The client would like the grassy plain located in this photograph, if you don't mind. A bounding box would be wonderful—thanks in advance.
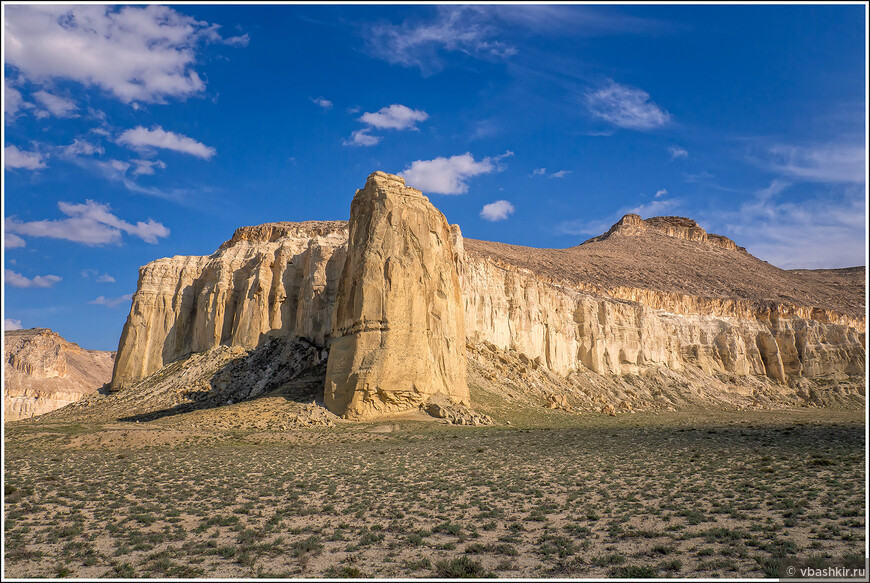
[4,407,865,578]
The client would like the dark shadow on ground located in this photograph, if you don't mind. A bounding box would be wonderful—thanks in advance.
[117,337,327,423]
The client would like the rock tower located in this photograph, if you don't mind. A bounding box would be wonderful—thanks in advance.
[324,171,469,418]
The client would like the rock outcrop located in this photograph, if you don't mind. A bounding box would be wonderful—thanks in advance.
[101,173,865,420]
[4,329,114,421]
[112,221,347,389]
[583,214,742,251]
[324,172,468,418]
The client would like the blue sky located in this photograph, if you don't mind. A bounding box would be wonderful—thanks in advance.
[3,3,867,350]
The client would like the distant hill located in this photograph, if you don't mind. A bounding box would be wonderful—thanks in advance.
[465,213,864,319]
[4,328,115,421]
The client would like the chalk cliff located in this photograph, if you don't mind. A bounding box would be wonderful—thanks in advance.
[111,221,347,389]
[324,172,468,418]
[107,172,865,417]
[4,328,115,421]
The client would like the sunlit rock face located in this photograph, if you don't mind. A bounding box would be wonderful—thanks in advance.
[110,172,865,414]
[4,328,114,421]
[111,221,347,389]
[324,172,469,418]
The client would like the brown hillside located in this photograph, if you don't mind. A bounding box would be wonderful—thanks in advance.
[465,214,865,319]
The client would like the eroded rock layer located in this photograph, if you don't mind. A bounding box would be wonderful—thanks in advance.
[106,174,865,417]
[324,172,468,418]
[111,221,347,389]
[4,329,115,421]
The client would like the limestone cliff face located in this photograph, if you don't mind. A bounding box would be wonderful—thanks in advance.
[324,172,468,418]
[460,253,864,385]
[109,175,865,414]
[111,222,347,389]
[4,329,114,421]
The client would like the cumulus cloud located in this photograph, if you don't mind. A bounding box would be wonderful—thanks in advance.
[5,83,24,117]
[5,233,27,248]
[4,319,24,331]
[4,5,244,104]
[89,293,133,308]
[399,151,512,195]
[117,126,215,159]
[365,6,516,75]
[81,269,115,283]
[61,139,104,157]
[345,104,429,147]
[5,200,170,246]
[33,90,77,117]
[5,270,62,288]
[586,81,670,130]
[669,145,688,159]
[312,97,333,110]
[627,197,680,217]
[480,200,515,221]
[343,129,381,147]
[532,167,547,176]
[655,188,668,198]
[5,145,46,169]
[359,104,429,130]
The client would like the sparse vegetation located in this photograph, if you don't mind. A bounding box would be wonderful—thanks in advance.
[4,409,864,578]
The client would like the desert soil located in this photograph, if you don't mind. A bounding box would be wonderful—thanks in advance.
[4,404,864,579]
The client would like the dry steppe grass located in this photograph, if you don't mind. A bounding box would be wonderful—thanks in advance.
[4,407,865,579]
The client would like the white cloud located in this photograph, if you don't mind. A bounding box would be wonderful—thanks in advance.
[33,90,77,117]
[764,143,864,183]
[359,104,429,130]
[399,151,512,195]
[480,200,515,221]
[5,270,62,289]
[724,182,865,269]
[5,233,27,248]
[5,145,46,170]
[554,218,612,237]
[365,6,516,75]
[655,188,668,198]
[61,139,104,157]
[89,293,133,308]
[81,269,115,283]
[532,167,547,176]
[669,145,688,159]
[627,198,679,217]
[343,128,381,147]
[586,81,670,130]
[312,97,333,110]
[556,195,681,237]
[131,158,167,175]
[550,170,572,178]
[4,5,243,104]
[4,319,23,331]
[117,126,215,159]
[5,200,170,246]
[5,83,23,117]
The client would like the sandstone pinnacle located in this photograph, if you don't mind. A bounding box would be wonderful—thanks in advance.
[324,171,469,418]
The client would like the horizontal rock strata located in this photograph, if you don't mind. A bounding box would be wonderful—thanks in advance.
[107,176,865,416]
[112,221,348,389]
